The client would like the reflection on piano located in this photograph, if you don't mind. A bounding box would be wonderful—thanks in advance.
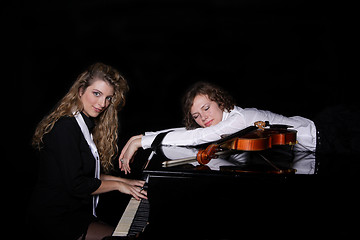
[107,145,360,239]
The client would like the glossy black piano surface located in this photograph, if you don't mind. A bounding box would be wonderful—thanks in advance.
[103,145,360,239]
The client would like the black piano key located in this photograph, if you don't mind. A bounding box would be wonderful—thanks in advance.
[128,199,150,236]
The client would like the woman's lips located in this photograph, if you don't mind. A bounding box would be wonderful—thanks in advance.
[204,119,213,127]
[93,106,103,113]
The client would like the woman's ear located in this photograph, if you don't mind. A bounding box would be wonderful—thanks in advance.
[218,103,225,111]
[79,87,84,97]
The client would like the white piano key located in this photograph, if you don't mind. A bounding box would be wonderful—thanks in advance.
[112,198,141,236]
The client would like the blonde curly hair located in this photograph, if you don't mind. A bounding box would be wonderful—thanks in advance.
[32,62,128,173]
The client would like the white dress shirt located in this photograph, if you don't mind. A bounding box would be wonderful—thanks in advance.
[141,106,317,152]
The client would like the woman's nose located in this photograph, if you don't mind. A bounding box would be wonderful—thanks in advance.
[98,97,106,107]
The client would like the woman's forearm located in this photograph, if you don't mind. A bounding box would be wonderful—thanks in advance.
[100,174,123,181]
[91,179,121,195]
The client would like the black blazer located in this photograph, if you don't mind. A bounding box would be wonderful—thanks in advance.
[27,113,101,239]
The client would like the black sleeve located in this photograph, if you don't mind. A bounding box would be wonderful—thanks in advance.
[45,118,101,199]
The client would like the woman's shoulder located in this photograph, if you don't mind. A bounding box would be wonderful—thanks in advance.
[41,116,81,147]
[54,115,77,127]
[50,116,80,137]
[227,106,245,117]
[231,106,244,113]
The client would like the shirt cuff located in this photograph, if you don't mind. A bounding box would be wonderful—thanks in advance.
[141,134,157,149]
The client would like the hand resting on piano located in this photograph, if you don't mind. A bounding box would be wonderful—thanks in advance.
[119,134,143,174]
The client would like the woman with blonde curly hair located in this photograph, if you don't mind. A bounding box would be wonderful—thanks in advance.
[28,63,147,240]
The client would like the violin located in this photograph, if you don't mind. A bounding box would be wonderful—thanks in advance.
[196,121,297,165]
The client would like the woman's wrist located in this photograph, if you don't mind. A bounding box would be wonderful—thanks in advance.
[132,137,142,149]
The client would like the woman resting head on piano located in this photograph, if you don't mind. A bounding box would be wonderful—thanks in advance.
[120,81,315,173]
[119,81,360,174]
[28,63,147,240]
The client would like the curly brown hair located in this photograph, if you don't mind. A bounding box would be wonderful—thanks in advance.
[32,62,129,173]
[182,82,235,129]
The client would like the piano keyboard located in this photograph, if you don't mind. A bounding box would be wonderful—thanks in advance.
[112,198,150,237]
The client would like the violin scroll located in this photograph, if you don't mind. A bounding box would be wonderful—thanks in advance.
[196,144,218,165]
[254,121,268,130]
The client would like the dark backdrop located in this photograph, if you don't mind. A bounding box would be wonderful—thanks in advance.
[4,0,357,219]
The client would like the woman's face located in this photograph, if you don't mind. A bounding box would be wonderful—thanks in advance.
[79,79,114,118]
[190,94,223,128]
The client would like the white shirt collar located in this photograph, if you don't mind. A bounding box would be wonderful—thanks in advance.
[222,109,230,121]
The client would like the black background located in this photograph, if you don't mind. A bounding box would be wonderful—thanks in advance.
[4,0,357,222]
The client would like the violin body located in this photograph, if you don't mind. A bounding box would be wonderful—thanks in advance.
[222,128,297,151]
[196,122,297,165]
[222,131,272,151]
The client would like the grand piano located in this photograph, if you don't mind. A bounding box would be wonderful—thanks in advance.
[105,141,360,239]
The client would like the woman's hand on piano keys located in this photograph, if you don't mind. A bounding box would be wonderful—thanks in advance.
[119,135,143,174]
[118,179,147,201]
[94,175,147,200]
